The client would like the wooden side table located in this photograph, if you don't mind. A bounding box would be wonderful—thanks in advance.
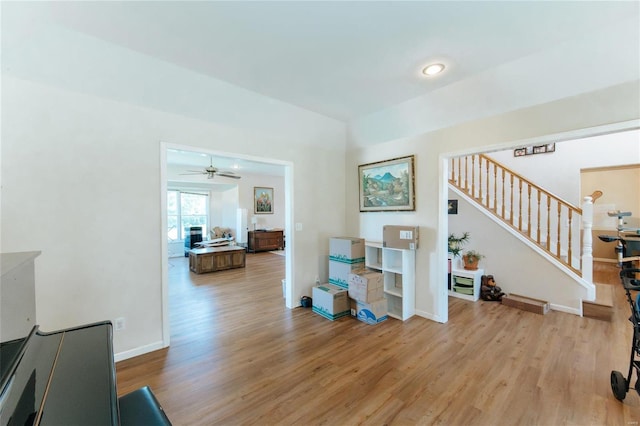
[247,230,284,252]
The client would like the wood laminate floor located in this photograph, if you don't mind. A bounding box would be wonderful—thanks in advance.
[116,256,639,425]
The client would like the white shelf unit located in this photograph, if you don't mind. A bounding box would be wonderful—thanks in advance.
[364,241,383,271]
[449,268,484,302]
[365,241,415,321]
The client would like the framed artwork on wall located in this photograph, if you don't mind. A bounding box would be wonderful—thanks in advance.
[448,199,458,214]
[254,187,274,214]
[358,155,415,212]
[514,143,556,157]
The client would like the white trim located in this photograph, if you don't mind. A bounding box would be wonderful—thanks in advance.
[437,155,450,323]
[283,163,294,309]
[415,309,446,323]
[594,258,619,263]
[549,303,582,317]
[114,340,164,363]
[160,144,170,347]
[160,142,296,350]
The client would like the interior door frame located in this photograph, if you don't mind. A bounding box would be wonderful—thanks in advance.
[159,142,294,347]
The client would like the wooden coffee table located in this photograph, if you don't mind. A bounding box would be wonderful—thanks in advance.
[189,246,246,274]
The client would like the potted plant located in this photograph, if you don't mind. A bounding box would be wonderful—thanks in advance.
[448,232,470,258]
[463,250,484,270]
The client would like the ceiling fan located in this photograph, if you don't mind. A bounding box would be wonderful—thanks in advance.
[180,156,241,180]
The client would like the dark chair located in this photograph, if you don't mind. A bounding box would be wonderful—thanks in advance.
[119,386,172,426]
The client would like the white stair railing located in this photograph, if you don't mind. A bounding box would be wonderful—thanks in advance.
[450,154,593,280]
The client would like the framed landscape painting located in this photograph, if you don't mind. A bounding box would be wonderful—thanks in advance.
[358,155,415,212]
[254,187,273,214]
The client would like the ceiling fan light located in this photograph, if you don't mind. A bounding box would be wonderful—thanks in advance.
[422,63,445,76]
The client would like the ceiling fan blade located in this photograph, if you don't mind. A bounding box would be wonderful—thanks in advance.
[180,171,206,175]
[216,172,241,179]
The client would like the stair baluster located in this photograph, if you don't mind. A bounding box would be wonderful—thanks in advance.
[449,154,590,277]
[501,168,506,218]
[536,191,542,244]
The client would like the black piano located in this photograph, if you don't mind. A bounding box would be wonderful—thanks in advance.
[0,321,171,425]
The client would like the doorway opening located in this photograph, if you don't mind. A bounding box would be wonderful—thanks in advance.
[160,142,294,347]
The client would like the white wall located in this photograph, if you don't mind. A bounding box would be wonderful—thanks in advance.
[488,130,640,205]
[582,166,640,229]
[239,174,286,232]
[348,15,639,148]
[1,75,346,357]
[447,193,587,313]
[2,2,639,359]
[346,81,640,323]
[582,165,640,260]
[166,166,286,237]
[2,3,344,151]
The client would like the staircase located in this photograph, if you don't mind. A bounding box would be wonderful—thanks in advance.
[582,283,614,321]
[449,154,611,320]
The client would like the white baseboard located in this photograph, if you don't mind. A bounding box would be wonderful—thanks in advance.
[550,303,582,317]
[594,257,618,263]
[114,340,165,362]
[415,309,446,323]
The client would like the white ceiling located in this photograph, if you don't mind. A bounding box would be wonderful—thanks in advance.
[167,148,284,178]
[4,1,638,173]
[33,1,639,122]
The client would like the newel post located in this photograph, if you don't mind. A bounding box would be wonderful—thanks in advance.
[582,196,593,283]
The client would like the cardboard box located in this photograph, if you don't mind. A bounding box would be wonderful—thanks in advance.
[329,237,365,264]
[329,260,364,289]
[312,284,350,321]
[383,225,419,250]
[354,299,388,325]
[348,271,384,303]
[501,293,550,315]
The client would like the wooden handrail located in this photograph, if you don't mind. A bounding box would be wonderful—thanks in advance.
[479,154,582,214]
[449,153,592,278]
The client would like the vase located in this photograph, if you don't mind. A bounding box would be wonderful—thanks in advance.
[463,255,479,270]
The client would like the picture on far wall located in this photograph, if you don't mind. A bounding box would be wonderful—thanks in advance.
[514,143,556,157]
[254,187,274,214]
[448,199,458,214]
[358,155,415,212]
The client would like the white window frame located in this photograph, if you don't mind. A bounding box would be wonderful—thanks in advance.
[167,189,210,241]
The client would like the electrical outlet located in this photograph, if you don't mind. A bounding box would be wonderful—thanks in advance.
[115,317,126,331]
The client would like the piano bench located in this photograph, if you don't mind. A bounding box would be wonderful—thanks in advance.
[119,386,172,426]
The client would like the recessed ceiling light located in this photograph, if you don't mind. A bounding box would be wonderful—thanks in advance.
[422,63,445,76]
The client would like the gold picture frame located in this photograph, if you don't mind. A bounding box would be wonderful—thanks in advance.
[358,155,415,212]
[254,187,273,214]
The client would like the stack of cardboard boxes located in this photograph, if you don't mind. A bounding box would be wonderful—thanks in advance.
[312,237,387,325]
[348,270,387,325]
[328,237,365,289]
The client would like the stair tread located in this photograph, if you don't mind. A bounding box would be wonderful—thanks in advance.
[583,283,614,321]
[584,283,614,307]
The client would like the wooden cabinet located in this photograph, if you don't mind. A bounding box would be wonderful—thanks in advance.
[248,230,284,252]
[189,246,246,274]
[365,241,415,321]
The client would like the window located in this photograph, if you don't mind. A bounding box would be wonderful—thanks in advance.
[167,190,209,241]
